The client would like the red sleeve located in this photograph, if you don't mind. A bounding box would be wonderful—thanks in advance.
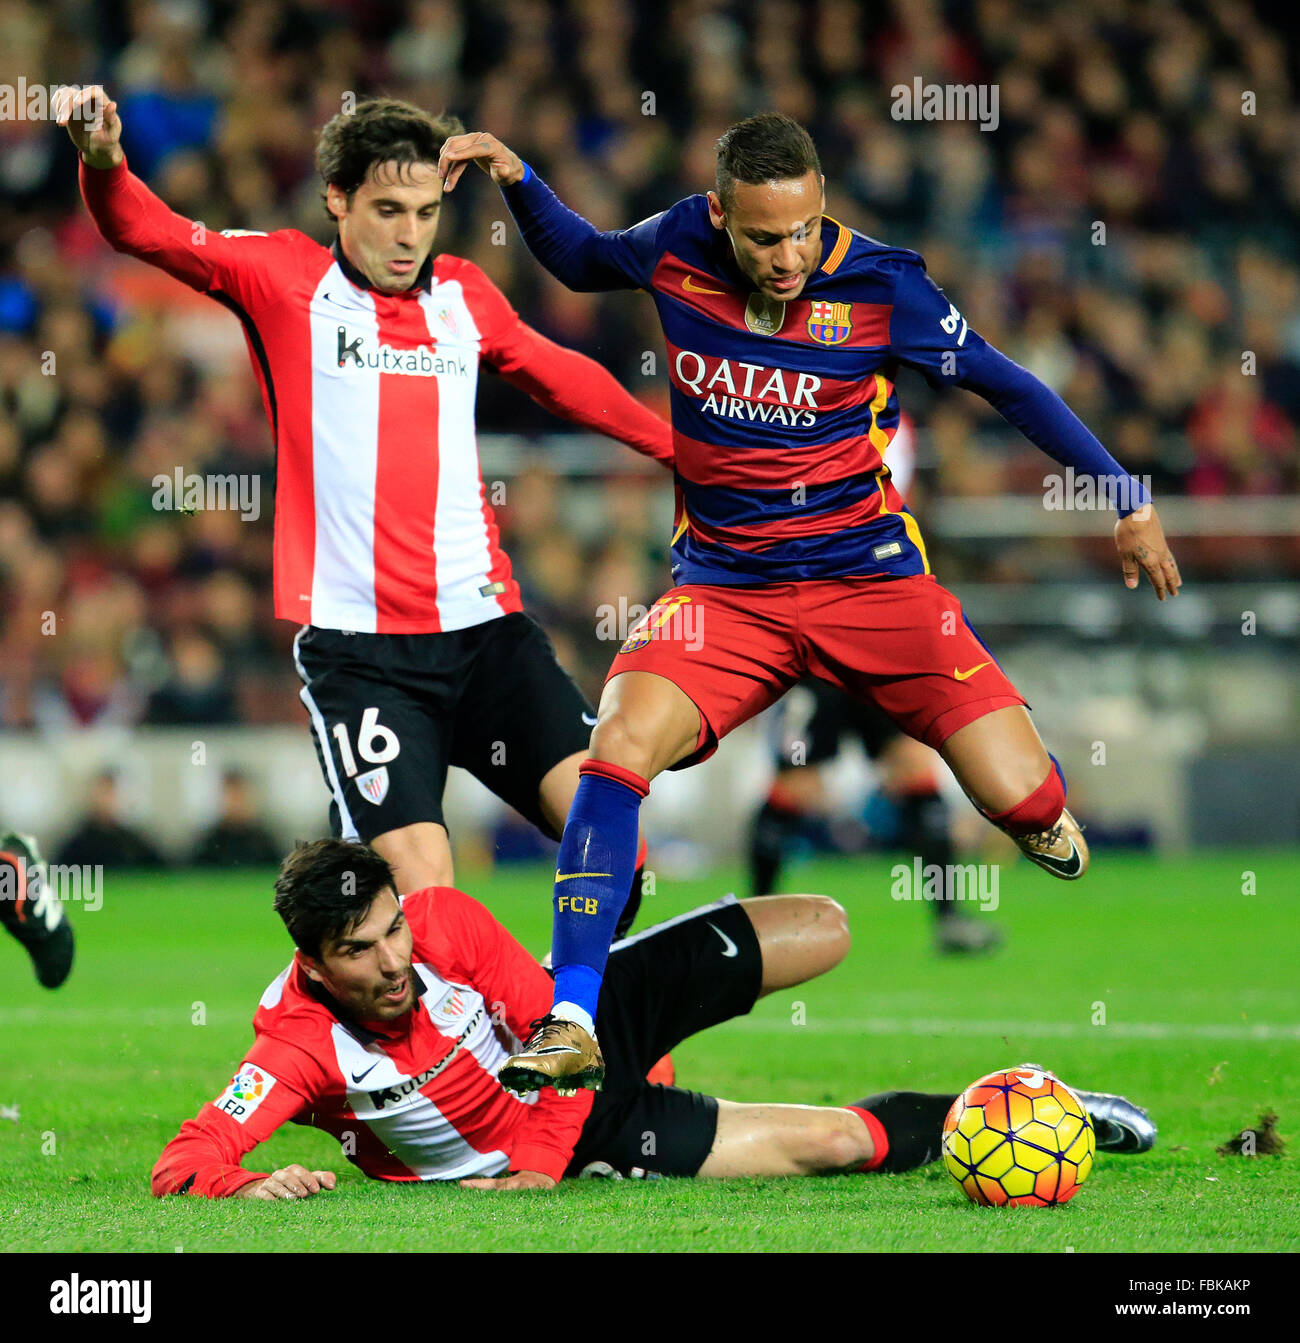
[423,889,594,1182]
[151,1035,326,1198]
[78,153,305,315]
[454,260,673,469]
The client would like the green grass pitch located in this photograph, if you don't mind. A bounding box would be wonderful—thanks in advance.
[1,850,1296,1252]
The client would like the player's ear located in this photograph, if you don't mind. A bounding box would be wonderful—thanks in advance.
[324,182,347,223]
[706,189,726,230]
[295,948,325,982]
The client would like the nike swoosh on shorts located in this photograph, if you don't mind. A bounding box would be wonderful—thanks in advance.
[707,922,738,958]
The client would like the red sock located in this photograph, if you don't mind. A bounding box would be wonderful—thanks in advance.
[984,764,1064,836]
[845,1106,889,1172]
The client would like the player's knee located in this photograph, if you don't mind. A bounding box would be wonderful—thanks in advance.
[588,712,656,778]
[809,895,850,966]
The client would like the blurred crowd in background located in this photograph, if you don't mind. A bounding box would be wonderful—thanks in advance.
[1,0,1298,772]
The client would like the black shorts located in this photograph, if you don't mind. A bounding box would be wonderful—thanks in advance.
[567,896,764,1179]
[771,676,901,770]
[293,614,594,844]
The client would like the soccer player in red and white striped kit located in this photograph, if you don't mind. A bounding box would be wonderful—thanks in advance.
[63,89,668,912]
[150,839,1154,1195]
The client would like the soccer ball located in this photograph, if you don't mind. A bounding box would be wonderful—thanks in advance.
[942,1067,1095,1206]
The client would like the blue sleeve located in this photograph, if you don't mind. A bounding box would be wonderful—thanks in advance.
[499,167,666,292]
[887,256,1151,516]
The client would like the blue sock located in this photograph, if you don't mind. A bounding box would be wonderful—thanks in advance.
[550,763,646,1025]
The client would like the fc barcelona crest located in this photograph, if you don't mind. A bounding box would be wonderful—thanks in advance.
[807,300,852,346]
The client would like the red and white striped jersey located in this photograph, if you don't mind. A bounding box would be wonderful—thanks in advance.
[80,156,672,634]
[151,885,593,1195]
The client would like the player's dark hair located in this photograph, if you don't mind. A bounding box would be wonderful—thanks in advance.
[315,97,464,221]
[273,839,398,960]
[715,112,821,209]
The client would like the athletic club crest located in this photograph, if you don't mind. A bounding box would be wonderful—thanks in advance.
[355,766,390,806]
[807,300,853,345]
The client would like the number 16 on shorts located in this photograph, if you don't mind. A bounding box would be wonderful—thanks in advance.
[332,707,401,806]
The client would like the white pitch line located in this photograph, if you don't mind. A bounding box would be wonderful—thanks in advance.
[0,1010,1295,1042]
[728,1016,1300,1042]
[0,1007,238,1027]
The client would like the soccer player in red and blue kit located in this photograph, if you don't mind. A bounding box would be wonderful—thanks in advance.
[440,113,1183,1092]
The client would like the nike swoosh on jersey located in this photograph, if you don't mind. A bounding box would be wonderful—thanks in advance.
[350,1060,381,1083]
[554,871,613,883]
[954,661,991,681]
[707,921,739,958]
[682,275,725,295]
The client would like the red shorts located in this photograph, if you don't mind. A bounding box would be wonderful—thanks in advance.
[607,576,1027,765]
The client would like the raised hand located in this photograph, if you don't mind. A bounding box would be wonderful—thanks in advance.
[437,131,525,193]
[55,85,124,169]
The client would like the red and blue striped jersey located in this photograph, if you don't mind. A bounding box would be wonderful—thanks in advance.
[502,172,1149,587]
[637,200,946,583]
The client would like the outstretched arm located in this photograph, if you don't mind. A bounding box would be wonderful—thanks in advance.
[152,1047,332,1200]
[438,132,664,292]
[456,259,673,467]
[494,324,673,468]
[888,256,1181,599]
[63,84,298,314]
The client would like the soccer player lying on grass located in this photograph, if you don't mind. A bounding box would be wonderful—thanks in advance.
[152,840,1152,1198]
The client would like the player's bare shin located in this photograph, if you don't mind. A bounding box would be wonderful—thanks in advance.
[940,707,1089,880]
[938,706,1053,817]
[699,1102,873,1178]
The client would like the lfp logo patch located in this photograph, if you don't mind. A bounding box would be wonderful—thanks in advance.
[214,1064,277,1123]
[807,300,853,346]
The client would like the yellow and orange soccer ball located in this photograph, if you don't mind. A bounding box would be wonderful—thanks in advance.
[942,1067,1095,1207]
